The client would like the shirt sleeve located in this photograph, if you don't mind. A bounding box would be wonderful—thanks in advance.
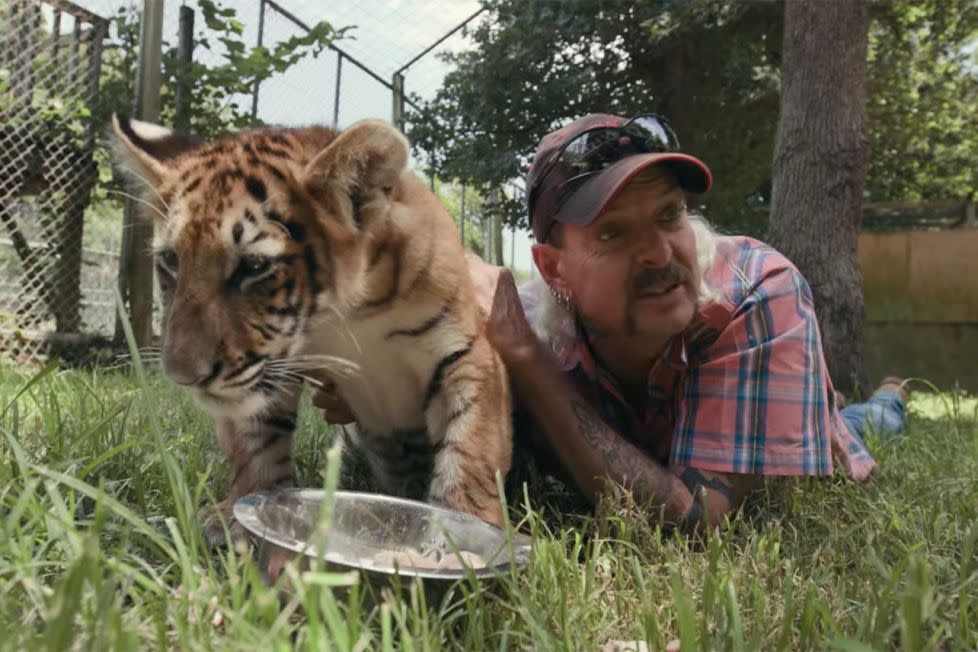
[670,263,873,478]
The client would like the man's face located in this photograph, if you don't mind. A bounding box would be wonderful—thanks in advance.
[549,169,700,343]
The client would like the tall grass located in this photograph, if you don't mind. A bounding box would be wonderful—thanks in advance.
[0,362,975,650]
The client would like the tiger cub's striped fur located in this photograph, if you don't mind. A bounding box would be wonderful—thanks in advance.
[111,115,512,539]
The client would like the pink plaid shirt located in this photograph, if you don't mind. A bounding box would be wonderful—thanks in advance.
[519,235,876,482]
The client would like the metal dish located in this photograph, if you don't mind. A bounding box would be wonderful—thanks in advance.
[234,488,532,596]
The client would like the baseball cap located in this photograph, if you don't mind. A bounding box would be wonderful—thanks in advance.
[525,113,713,242]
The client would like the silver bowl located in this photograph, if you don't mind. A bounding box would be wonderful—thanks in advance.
[233,489,532,599]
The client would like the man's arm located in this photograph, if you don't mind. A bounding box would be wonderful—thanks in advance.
[510,345,757,530]
[487,269,757,530]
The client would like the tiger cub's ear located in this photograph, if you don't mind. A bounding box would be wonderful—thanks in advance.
[302,119,408,230]
[110,114,199,188]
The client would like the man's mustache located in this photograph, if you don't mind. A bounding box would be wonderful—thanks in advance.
[632,263,688,294]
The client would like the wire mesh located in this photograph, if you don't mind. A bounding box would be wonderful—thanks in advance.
[0,0,108,361]
[253,2,346,128]
[249,0,512,264]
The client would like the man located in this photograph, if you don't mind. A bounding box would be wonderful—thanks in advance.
[319,112,907,532]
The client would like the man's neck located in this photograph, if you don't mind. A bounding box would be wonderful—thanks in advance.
[581,324,668,389]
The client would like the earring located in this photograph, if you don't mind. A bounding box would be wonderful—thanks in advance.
[549,285,573,311]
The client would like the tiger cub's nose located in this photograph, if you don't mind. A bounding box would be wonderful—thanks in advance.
[163,353,221,387]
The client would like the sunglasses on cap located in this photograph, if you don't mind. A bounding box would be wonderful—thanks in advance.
[528,113,681,241]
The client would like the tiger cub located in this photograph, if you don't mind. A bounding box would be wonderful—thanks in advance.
[111,115,512,541]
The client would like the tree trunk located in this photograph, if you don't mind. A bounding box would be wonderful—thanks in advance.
[768,0,871,396]
[658,40,689,136]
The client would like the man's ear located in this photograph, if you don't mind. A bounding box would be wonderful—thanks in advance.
[302,119,408,230]
[531,242,569,293]
[110,113,199,190]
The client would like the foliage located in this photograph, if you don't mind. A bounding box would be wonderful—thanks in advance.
[0,3,98,139]
[407,0,783,236]
[91,1,346,203]
[95,0,345,142]
[1,0,345,204]
[866,0,978,202]
[409,0,978,237]
[428,177,490,256]
[0,362,976,649]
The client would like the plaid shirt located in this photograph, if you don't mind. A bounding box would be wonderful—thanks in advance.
[520,235,876,482]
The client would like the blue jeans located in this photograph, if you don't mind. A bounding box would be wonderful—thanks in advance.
[840,390,907,442]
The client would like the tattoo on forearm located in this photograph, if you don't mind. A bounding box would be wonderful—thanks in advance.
[570,399,626,468]
[680,468,736,504]
[566,400,744,532]
[679,468,737,529]
[568,399,674,505]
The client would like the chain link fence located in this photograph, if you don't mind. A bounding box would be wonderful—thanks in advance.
[0,0,108,361]
[0,0,531,365]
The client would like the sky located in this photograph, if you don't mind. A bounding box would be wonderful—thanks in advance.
[67,0,535,274]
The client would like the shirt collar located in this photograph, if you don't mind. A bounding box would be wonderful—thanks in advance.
[572,317,691,396]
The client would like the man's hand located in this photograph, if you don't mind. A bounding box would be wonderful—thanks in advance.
[485,268,543,368]
[464,251,541,368]
[676,467,760,532]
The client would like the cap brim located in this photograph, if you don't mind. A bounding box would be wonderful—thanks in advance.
[553,152,713,228]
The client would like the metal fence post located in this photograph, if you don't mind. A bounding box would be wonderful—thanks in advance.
[174,5,194,132]
[511,224,516,269]
[118,0,164,348]
[333,51,342,127]
[484,199,492,263]
[460,184,466,246]
[493,209,503,266]
[251,0,266,120]
[392,72,405,132]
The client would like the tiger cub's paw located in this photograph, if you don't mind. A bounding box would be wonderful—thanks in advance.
[429,486,506,529]
[198,501,248,549]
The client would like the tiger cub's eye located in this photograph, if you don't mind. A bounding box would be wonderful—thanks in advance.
[239,255,271,277]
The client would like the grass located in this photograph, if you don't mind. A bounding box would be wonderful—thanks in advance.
[0,361,976,651]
